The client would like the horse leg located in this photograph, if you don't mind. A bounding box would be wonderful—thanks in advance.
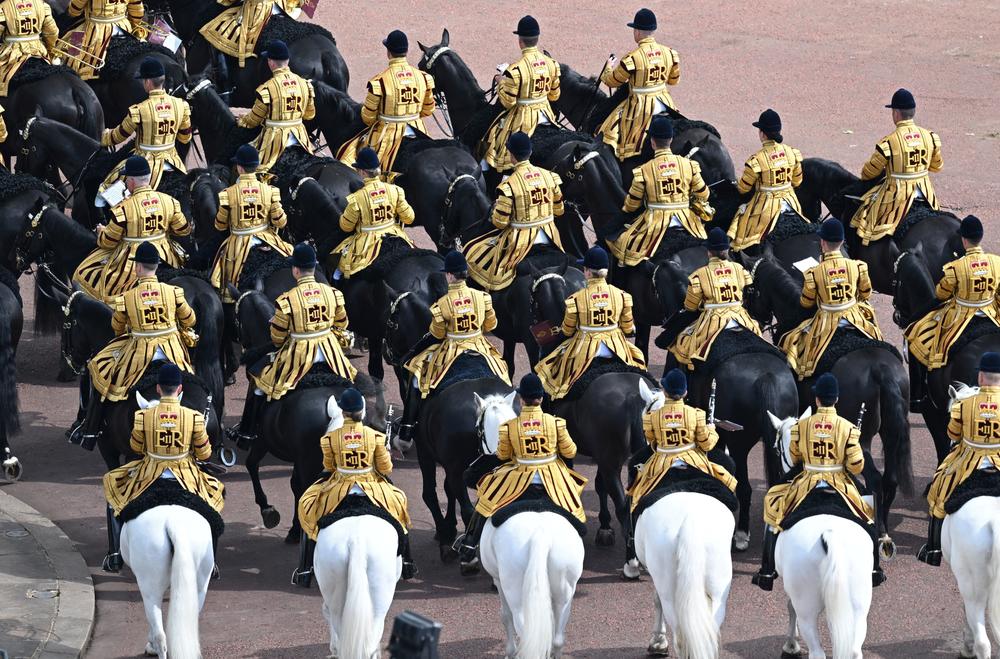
[603,462,629,542]
[285,463,304,544]
[498,584,517,659]
[647,591,670,656]
[502,339,516,380]
[367,334,385,382]
[244,440,279,529]
[729,441,753,551]
[792,596,825,659]
[636,322,651,364]
[440,472,459,544]
[525,339,540,369]
[551,567,575,659]
[415,443,449,556]
[781,598,801,657]
[960,579,990,659]
[97,436,121,470]
[593,471,615,547]
[124,528,171,658]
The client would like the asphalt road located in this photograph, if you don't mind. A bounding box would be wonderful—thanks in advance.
[4,1,1000,656]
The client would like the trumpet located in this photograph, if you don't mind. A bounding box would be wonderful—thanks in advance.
[134,19,172,38]
[52,37,105,70]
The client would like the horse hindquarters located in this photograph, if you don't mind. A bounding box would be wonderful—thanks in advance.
[943,498,1000,659]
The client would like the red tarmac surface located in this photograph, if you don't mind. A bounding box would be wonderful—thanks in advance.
[4,1,1000,656]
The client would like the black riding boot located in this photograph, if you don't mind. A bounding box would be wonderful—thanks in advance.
[230,393,263,450]
[102,505,124,573]
[917,516,944,566]
[752,526,779,591]
[400,534,418,580]
[455,512,486,572]
[398,381,422,446]
[211,533,220,580]
[292,532,316,587]
[909,357,927,413]
[74,394,105,451]
[872,535,887,587]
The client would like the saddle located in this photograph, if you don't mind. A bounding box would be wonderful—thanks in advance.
[117,478,225,542]
[7,58,75,91]
[563,357,655,403]
[359,241,441,283]
[513,245,574,277]
[765,211,816,245]
[944,469,1000,515]
[99,37,176,82]
[255,15,335,55]
[949,316,1000,360]
[237,245,294,293]
[649,229,706,261]
[813,327,902,376]
[434,352,496,393]
[132,361,209,398]
[632,467,739,523]
[694,328,785,380]
[390,137,464,177]
[891,200,956,245]
[490,484,587,537]
[317,494,404,555]
[781,487,875,542]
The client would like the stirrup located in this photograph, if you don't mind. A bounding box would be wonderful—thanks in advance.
[212,564,220,580]
[79,433,100,451]
[102,552,123,573]
[291,566,313,588]
[917,544,942,567]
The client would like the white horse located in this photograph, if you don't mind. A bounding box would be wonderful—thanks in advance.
[312,393,401,659]
[622,380,733,658]
[122,506,215,659]
[767,410,873,659]
[475,392,585,659]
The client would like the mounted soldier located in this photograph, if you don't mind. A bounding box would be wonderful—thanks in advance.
[727,109,805,252]
[598,8,680,160]
[75,241,198,448]
[232,243,356,446]
[74,156,191,303]
[0,0,57,95]
[296,387,416,582]
[58,0,146,79]
[399,251,510,443]
[101,363,224,572]
[606,116,711,267]
[535,246,646,399]
[906,216,1000,410]
[465,132,565,291]
[479,15,560,173]
[330,146,415,280]
[625,368,736,560]
[754,373,882,590]
[0,105,6,167]
[850,88,943,246]
[236,40,315,170]
[209,144,292,303]
[669,228,761,370]
[455,373,587,567]
[200,0,299,73]
[779,218,883,379]
[337,30,435,174]
[919,352,1000,567]
[98,57,192,198]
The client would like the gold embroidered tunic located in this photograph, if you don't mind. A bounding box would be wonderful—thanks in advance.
[0,0,57,94]
[237,65,315,170]
[728,140,805,251]
[332,176,415,278]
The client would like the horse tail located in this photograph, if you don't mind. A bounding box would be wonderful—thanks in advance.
[874,363,913,496]
[674,513,720,659]
[193,300,225,418]
[519,528,554,659]
[0,310,19,436]
[70,76,102,140]
[819,529,856,659]
[987,519,1000,639]
[32,279,64,335]
[164,514,203,659]
[755,372,783,484]
[340,534,376,659]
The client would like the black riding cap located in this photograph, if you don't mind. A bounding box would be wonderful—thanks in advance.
[517,373,545,399]
[383,30,408,54]
[813,372,839,399]
[627,8,657,31]
[886,88,916,110]
[442,250,467,274]
[339,388,364,413]
[123,155,150,178]
[353,147,380,170]
[289,242,317,269]
[262,40,290,61]
[158,363,182,388]
[661,368,687,396]
[752,108,782,134]
[513,15,540,37]
[819,218,845,243]
[135,57,165,79]
[130,241,160,265]
[232,144,260,168]
[960,215,983,240]
[706,227,729,252]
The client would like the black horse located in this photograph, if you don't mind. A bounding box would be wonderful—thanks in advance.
[0,270,23,481]
[88,37,187,128]
[892,247,1000,461]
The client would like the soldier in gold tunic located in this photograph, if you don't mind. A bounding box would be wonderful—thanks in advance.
[98,58,192,196]
[337,30,435,173]
[199,0,300,69]
[209,144,292,303]
[101,363,224,572]
[598,8,680,160]
[905,216,1000,410]
[479,16,560,173]
[754,373,881,590]
[399,251,510,443]
[728,109,806,252]
[0,0,57,95]
[535,247,646,399]
[58,0,145,79]
[455,374,587,567]
[850,89,943,246]
[779,219,882,379]
[670,229,761,369]
[76,242,197,448]
[74,156,190,303]
[236,40,315,171]
[331,147,415,279]
[608,116,711,266]
[0,104,7,168]
[296,388,416,581]
[233,244,356,444]
[919,352,1000,566]
[465,132,565,291]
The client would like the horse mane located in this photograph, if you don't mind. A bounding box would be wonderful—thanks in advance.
[0,267,22,307]
[312,80,364,133]
[155,170,189,203]
[46,206,98,248]
[458,102,502,146]
[392,137,468,175]
[672,117,722,141]
[766,212,818,244]
[750,258,807,331]
[214,125,260,166]
[237,246,288,292]
[8,58,76,91]
[529,124,601,164]
[187,163,234,190]
[100,37,178,82]
[189,82,238,139]
[257,15,335,50]
[80,145,131,194]
[133,360,211,395]
[0,169,55,204]
[268,146,338,191]
[157,266,212,285]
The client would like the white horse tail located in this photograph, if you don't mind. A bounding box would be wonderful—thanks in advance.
[165,516,202,659]
[340,535,376,659]
[674,515,719,659]
[819,530,854,659]
[519,529,554,659]
[988,520,1000,639]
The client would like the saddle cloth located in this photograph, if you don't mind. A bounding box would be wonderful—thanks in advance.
[632,466,739,523]
[117,478,225,542]
[781,487,876,542]
[944,468,1000,516]
[490,484,587,537]
[317,493,405,555]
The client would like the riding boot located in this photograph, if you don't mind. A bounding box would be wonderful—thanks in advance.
[214,52,232,104]
[73,393,105,451]
[230,393,263,450]
[400,534,418,581]
[908,357,927,413]
[454,511,486,570]
[917,516,944,567]
[872,536,887,587]
[291,532,316,587]
[751,526,779,591]
[211,533,220,580]
[398,381,422,446]
[102,505,124,573]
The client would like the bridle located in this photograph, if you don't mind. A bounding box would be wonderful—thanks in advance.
[772,422,795,474]
[438,172,484,251]
[420,45,456,138]
[560,150,600,182]
[529,272,564,325]
[18,116,37,156]
[745,257,777,338]
[383,291,412,367]
[61,289,87,376]
[185,78,212,101]
[232,289,258,342]
[890,249,913,326]
[13,203,52,273]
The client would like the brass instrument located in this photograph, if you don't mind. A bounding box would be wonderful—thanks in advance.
[52,36,105,70]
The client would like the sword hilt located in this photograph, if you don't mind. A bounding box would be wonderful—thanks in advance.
[708,379,717,425]
[855,402,867,430]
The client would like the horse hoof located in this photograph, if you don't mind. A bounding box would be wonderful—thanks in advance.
[732,530,750,552]
[144,642,158,656]
[225,373,237,386]
[595,528,615,547]
[459,558,480,576]
[3,458,22,482]
[646,641,669,656]
[622,559,641,580]
[780,651,803,659]
[284,527,301,544]
[261,506,281,529]
[439,544,458,563]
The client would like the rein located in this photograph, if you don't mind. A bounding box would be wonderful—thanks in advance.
[438,173,485,251]
[14,203,52,272]
[384,291,413,367]
[422,46,456,138]
[746,257,778,338]
[61,289,87,376]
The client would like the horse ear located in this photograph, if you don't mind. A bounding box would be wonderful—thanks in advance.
[33,105,44,118]
[948,384,958,400]
[417,40,428,53]
[766,410,782,430]
[503,390,517,408]
[441,28,450,46]
[136,391,157,409]
[473,392,485,411]
[639,379,655,404]
[799,406,812,420]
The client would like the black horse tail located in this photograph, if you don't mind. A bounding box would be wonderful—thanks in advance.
[0,311,20,436]
[195,316,225,420]
[72,78,103,141]
[873,363,913,496]
[32,277,64,335]
[754,372,783,486]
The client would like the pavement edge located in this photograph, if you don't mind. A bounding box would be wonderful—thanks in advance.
[0,488,95,658]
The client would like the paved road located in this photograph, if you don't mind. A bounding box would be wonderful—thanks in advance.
[4,1,1000,656]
